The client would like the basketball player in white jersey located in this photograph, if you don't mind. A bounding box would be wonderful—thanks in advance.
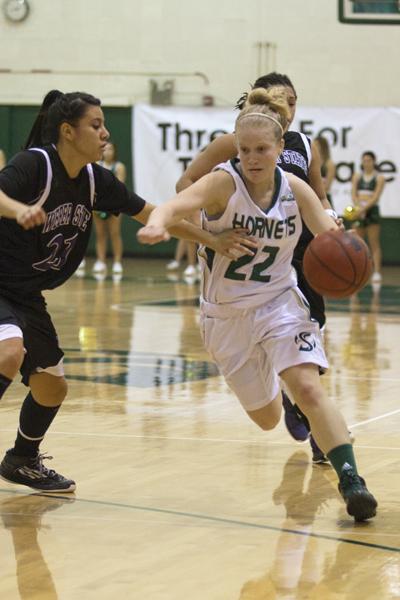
[137,88,377,523]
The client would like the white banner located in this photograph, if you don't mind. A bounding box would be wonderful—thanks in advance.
[292,107,400,217]
[133,104,235,204]
[133,104,400,217]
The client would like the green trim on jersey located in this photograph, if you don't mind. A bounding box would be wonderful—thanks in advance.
[230,161,282,215]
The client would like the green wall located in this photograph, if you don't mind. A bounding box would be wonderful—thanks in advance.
[0,105,398,263]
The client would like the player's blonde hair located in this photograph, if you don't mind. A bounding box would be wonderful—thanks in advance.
[235,87,290,141]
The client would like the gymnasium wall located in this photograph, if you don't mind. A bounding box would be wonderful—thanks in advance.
[0,0,399,106]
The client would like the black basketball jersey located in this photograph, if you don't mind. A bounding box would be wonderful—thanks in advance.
[277,131,311,183]
[277,131,313,257]
[0,145,145,297]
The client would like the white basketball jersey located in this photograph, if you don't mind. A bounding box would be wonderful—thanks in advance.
[199,161,302,308]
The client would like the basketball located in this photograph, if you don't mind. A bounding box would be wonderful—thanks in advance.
[303,230,373,298]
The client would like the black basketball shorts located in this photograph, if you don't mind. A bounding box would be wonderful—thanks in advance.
[0,293,64,386]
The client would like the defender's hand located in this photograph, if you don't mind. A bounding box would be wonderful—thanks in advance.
[210,228,258,259]
[137,225,171,245]
[16,205,46,230]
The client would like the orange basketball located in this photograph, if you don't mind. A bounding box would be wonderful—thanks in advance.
[303,230,373,298]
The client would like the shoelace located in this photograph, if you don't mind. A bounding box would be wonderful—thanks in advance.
[341,467,361,489]
[29,453,58,478]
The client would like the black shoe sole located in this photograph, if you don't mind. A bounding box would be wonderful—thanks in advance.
[0,474,76,493]
[345,493,378,522]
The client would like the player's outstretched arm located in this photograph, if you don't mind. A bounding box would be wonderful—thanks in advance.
[175,134,237,192]
[309,141,333,209]
[135,172,258,258]
[288,174,339,236]
[0,189,46,229]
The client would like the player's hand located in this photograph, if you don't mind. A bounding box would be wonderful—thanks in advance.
[137,225,171,245]
[210,228,258,259]
[335,217,345,230]
[16,205,46,229]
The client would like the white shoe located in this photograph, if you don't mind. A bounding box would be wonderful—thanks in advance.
[371,272,382,283]
[75,259,86,277]
[166,260,180,271]
[112,262,123,274]
[93,260,106,273]
[183,265,196,276]
[93,272,106,282]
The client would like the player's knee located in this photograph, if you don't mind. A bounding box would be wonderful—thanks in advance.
[0,339,24,378]
[248,404,281,431]
[295,381,322,411]
[52,377,68,404]
[256,413,280,431]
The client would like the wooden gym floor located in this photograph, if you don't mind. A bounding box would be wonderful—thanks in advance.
[0,258,399,600]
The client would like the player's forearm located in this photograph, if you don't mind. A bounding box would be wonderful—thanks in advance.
[320,196,333,210]
[0,189,26,219]
[168,220,215,246]
[144,203,182,230]
[303,206,339,236]
[175,174,195,193]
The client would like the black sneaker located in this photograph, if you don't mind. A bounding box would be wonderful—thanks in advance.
[0,451,76,493]
[338,463,377,522]
[282,391,310,442]
[310,435,329,465]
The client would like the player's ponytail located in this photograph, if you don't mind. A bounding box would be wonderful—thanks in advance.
[24,90,64,148]
[235,87,290,140]
[24,90,101,149]
[234,71,297,110]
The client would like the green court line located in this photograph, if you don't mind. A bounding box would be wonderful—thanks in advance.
[1,488,398,554]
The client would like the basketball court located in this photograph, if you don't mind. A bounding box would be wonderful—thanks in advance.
[0,258,399,599]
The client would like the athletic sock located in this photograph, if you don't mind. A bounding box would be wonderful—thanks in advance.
[12,392,61,457]
[0,373,13,400]
[327,444,358,478]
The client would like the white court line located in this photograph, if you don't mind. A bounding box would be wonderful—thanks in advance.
[349,407,400,429]
[0,429,399,451]
[336,375,400,382]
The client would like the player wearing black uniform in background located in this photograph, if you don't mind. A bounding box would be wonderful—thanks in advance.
[175,73,339,463]
[0,90,254,492]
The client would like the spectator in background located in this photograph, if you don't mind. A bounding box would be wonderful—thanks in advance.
[166,239,198,277]
[314,136,335,209]
[92,141,126,275]
[0,149,6,170]
[351,151,385,283]
[76,142,127,277]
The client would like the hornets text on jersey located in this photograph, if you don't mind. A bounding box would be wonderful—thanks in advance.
[198,160,302,308]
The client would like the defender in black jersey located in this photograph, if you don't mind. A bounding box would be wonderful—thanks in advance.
[0,90,254,493]
[175,73,337,463]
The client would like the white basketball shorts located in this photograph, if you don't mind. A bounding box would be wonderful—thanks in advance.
[200,287,328,411]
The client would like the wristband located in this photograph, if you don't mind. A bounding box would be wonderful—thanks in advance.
[325,208,338,219]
